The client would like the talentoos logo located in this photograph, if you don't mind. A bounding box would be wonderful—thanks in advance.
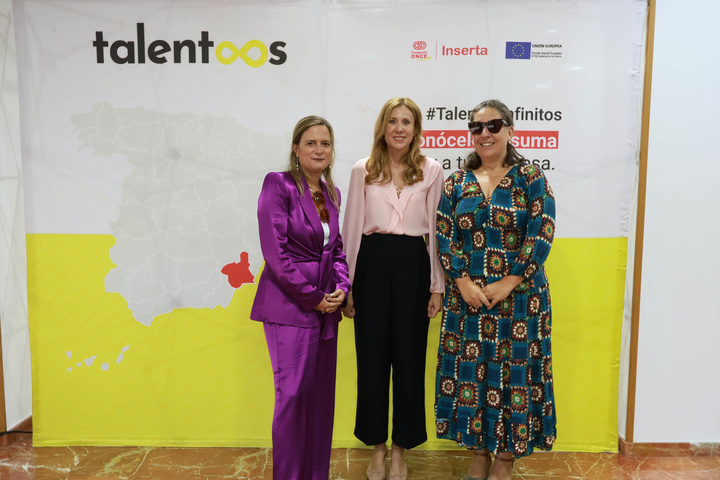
[410,40,488,61]
[93,23,287,67]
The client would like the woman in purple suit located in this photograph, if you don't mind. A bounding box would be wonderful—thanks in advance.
[251,115,351,480]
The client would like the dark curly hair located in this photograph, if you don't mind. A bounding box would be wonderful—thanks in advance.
[465,99,527,171]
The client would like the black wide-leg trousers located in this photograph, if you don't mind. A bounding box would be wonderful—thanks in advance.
[353,233,431,450]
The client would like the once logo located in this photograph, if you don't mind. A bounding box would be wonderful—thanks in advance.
[411,40,430,60]
[93,23,286,66]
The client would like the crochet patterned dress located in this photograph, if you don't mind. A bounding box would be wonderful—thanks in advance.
[434,164,557,457]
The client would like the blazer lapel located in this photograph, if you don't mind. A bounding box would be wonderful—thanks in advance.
[299,176,323,250]
[323,183,339,251]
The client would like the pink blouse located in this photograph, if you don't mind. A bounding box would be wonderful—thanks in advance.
[342,156,445,293]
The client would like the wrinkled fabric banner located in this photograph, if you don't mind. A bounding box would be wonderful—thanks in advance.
[14,0,645,449]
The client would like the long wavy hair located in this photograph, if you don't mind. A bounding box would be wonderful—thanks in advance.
[465,99,527,171]
[286,115,339,207]
[365,97,425,186]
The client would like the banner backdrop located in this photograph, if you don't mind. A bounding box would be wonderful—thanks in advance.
[14,0,646,449]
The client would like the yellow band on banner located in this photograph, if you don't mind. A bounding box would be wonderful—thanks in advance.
[28,234,624,450]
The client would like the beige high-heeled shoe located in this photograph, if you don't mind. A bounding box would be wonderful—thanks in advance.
[366,445,387,480]
[388,444,407,480]
[388,462,407,480]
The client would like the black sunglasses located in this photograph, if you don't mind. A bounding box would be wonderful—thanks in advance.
[468,119,507,135]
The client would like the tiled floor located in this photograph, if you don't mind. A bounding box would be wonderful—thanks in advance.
[1,434,719,479]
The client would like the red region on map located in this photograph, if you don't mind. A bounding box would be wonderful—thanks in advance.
[221,251,255,288]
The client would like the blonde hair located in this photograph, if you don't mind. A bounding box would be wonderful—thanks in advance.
[286,115,339,207]
[365,97,425,186]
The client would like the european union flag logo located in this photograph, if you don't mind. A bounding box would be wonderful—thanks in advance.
[505,42,531,59]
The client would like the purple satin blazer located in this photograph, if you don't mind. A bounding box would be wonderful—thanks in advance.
[250,171,351,337]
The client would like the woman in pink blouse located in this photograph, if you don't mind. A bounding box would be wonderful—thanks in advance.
[342,97,444,480]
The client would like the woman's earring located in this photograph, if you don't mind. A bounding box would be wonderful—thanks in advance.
[295,156,300,170]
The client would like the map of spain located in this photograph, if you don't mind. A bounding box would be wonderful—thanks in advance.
[72,103,284,326]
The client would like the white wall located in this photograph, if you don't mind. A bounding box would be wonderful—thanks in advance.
[631,0,720,442]
[0,0,32,429]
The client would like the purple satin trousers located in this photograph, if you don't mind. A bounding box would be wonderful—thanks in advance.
[264,322,338,480]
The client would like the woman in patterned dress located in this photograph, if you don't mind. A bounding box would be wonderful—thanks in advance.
[434,100,557,480]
